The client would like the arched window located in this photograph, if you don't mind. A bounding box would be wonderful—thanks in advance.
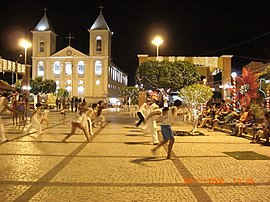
[95,60,102,76]
[96,36,102,52]
[39,38,44,52]
[53,61,61,75]
[37,61,44,77]
[66,86,72,93]
[78,61,85,75]
[65,62,72,75]
[78,86,85,95]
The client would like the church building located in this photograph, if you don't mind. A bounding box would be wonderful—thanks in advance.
[31,9,128,103]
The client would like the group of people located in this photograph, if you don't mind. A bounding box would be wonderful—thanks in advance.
[198,100,251,134]
[0,91,107,143]
[56,97,88,113]
[24,99,107,142]
[197,100,269,145]
[62,100,106,143]
[11,93,28,127]
[135,99,183,159]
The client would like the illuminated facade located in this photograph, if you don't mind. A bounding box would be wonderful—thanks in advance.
[31,10,127,103]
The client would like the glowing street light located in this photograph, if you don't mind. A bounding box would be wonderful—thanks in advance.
[151,36,163,57]
[19,39,32,117]
[19,39,32,66]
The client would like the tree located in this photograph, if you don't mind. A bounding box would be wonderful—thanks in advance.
[257,65,270,80]
[56,88,69,98]
[135,60,201,91]
[179,84,213,134]
[119,86,139,104]
[257,65,270,101]
[30,77,56,95]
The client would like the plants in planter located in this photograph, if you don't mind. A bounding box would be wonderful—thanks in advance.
[179,83,213,135]
[250,103,265,123]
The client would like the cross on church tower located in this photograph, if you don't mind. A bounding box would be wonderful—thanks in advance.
[44,7,48,14]
[99,5,104,12]
[65,33,74,46]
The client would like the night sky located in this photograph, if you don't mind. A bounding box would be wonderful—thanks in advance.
[1,0,270,85]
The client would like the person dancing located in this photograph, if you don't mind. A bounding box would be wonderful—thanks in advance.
[151,100,182,159]
[0,93,15,142]
[40,106,50,128]
[24,103,43,135]
[62,108,90,143]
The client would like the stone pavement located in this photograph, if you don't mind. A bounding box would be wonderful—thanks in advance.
[0,109,269,201]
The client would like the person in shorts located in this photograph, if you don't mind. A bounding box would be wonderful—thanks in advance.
[151,100,182,159]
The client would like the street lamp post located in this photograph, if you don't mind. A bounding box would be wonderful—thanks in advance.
[19,39,32,89]
[231,72,237,110]
[151,36,163,57]
[19,39,32,118]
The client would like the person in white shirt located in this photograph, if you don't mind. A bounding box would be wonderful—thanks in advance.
[0,93,15,142]
[40,106,50,128]
[62,108,90,143]
[145,104,161,145]
[150,100,182,159]
[136,99,152,127]
[25,103,43,135]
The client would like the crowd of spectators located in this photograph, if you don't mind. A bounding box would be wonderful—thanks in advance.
[197,100,269,145]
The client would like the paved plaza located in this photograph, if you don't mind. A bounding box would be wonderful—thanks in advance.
[0,109,269,201]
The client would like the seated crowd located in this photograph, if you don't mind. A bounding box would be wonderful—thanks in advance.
[197,100,269,146]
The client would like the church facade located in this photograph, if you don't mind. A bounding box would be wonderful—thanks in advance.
[31,10,128,103]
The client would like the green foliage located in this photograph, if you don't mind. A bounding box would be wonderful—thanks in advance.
[250,103,264,120]
[256,67,270,99]
[56,88,69,98]
[257,65,270,80]
[119,86,139,104]
[179,84,213,107]
[30,77,56,95]
[43,79,57,94]
[135,60,200,91]
[179,84,213,133]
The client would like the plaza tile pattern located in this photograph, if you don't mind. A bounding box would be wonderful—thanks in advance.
[0,109,269,201]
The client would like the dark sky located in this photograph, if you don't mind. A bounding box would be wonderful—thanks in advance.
[1,0,270,85]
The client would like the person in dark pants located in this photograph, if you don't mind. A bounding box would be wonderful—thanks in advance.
[75,98,78,112]
[71,97,74,112]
